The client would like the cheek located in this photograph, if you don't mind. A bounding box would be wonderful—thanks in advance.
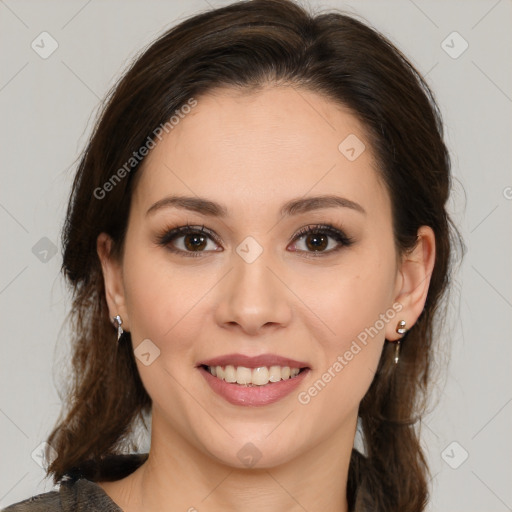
[303,256,395,348]
[120,240,222,374]
[298,253,396,397]
[120,237,181,351]
[120,242,212,416]
[294,279,392,431]
[125,276,205,348]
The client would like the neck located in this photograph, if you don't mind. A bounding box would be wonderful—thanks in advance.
[106,412,356,512]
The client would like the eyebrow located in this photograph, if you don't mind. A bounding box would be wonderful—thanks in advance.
[146,194,366,217]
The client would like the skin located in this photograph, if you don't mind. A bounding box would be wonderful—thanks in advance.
[96,85,435,512]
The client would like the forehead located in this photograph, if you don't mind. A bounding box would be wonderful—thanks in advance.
[133,85,390,221]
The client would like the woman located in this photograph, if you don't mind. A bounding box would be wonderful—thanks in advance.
[2,0,464,511]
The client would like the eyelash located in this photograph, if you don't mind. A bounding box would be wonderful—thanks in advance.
[155,222,354,258]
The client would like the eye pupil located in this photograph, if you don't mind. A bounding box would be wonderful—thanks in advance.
[184,234,207,251]
[306,233,328,251]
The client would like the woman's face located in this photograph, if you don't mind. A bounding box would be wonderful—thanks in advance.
[102,85,408,468]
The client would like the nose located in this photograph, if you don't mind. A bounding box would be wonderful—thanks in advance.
[214,245,293,336]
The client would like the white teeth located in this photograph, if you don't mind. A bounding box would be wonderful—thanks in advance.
[206,365,304,386]
[236,366,252,385]
[269,365,282,382]
[252,367,269,386]
[224,365,237,383]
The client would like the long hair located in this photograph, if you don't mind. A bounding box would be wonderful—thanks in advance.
[45,1,465,510]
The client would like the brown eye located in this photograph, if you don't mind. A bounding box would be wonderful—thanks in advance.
[304,232,329,251]
[183,233,208,251]
[157,225,221,257]
[290,224,354,256]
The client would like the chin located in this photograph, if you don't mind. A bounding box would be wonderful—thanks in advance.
[199,432,303,470]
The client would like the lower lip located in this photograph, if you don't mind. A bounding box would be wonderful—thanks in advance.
[198,366,310,407]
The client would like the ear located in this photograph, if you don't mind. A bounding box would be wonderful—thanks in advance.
[97,232,130,332]
[386,225,436,341]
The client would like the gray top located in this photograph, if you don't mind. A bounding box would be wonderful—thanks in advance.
[1,479,122,512]
[1,453,149,512]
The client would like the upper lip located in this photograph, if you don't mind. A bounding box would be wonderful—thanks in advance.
[198,353,310,369]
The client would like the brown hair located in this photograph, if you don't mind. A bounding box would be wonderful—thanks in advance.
[45,1,465,510]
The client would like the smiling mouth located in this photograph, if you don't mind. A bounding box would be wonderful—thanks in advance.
[200,364,308,386]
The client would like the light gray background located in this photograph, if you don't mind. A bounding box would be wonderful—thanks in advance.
[1,1,511,510]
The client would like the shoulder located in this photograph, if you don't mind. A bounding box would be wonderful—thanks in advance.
[2,475,124,512]
[1,453,148,512]
[1,488,61,512]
